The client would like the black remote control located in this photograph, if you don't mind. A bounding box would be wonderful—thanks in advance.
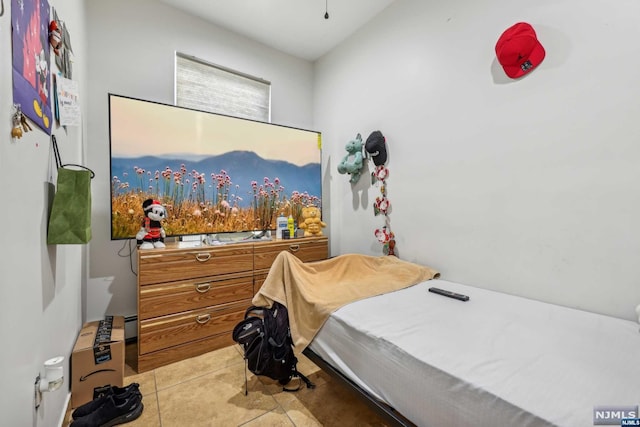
[428,287,470,301]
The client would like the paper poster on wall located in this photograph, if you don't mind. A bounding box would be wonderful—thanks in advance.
[11,0,53,134]
[56,75,80,126]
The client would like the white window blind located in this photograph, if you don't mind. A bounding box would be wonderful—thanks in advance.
[175,53,271,122]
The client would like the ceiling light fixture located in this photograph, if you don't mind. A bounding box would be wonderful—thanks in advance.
[324,0,329,19]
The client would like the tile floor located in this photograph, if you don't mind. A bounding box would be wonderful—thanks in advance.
[63,342,389,426]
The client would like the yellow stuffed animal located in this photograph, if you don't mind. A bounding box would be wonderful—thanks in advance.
[299,205,326,237]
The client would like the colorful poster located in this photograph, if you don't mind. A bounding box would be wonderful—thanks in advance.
[12,0,52,134]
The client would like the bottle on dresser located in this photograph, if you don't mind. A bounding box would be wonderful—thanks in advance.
[276,214,287,240]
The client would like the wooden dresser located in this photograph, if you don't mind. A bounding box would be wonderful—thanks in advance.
[136,236,328,372]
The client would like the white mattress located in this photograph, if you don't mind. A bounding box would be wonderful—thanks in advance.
[309,279,640,427]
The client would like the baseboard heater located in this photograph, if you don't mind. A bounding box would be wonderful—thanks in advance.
[124,314,137,344]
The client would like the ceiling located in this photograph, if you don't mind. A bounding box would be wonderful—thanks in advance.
[159,0,396,61]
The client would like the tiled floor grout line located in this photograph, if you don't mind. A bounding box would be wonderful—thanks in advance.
[153,360,244,393]
[283,404,297,427]
[153,369,162,427]
[140,352,277,427]
[116,343,389,426]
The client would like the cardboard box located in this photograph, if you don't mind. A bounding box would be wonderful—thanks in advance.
[71,316,125,408]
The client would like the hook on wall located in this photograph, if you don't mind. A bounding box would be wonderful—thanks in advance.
[1,0,5,17]
[324,0,329,19]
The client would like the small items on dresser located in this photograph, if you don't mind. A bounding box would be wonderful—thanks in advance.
[135,199,167,249]
[298,205,326,237]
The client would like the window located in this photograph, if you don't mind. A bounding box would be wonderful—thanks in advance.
[175,52,271,122]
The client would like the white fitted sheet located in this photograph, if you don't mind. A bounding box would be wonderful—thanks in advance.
[309,279,640,427]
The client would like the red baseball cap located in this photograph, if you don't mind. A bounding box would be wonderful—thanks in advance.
[495,22,545,78]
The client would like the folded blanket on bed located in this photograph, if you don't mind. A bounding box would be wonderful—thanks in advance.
[252,251,439,349]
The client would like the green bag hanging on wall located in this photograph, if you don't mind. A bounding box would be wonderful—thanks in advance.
[47,135,94,245]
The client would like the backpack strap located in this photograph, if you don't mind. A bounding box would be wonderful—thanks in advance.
[244,305,264,319]
[282,370,316,392]
[296,370,316,390]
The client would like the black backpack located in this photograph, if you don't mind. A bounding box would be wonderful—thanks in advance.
[232,302,315,394]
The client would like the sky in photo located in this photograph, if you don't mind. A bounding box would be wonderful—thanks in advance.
[109,95,321,167]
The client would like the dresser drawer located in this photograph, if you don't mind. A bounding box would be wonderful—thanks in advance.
[139,272,253,320]
[136,238,329,372]
[137,333,235,372]
[254,237,328,271]
[138,300,247,355]
[138,245,254,285]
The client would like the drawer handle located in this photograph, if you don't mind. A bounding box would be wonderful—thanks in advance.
[288,244,300,253]
[195,253,212,262]
[195,283,211,293]
[196,314,211,324]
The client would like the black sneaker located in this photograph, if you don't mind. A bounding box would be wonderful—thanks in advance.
[72,383,141,420]
[71,393,143,427]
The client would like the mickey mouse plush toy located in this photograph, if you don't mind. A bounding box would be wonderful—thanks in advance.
[136,199,167,249]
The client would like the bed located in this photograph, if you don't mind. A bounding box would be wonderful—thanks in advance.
[253,252,640,427]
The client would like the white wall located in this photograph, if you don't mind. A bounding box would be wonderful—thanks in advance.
[0,0,87,426]
[85,1,315,321]
[315,0,640,320]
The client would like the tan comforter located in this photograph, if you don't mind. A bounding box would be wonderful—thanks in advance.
[252,251,439,349]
